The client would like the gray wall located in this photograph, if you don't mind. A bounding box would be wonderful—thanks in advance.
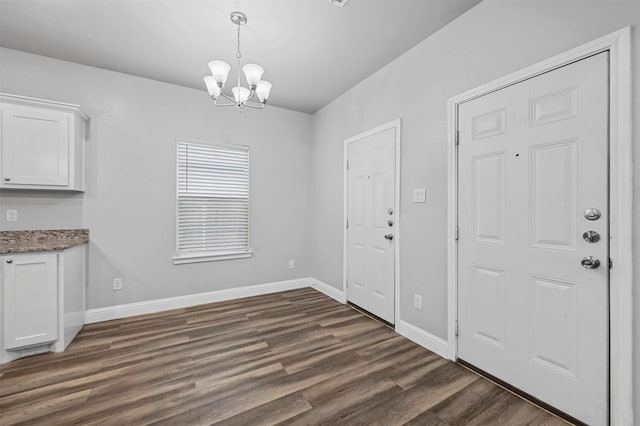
[309,0,639,414]
[0,48,312,309]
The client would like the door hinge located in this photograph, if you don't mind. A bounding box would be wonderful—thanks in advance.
[346,219,349,229]
[455,225,459,241]
[455,320,459,337]
[455,130,460,145]
[609,257,612,269]
[346,160,349,170]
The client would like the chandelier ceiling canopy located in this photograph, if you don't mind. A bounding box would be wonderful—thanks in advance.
[203,11,272,110]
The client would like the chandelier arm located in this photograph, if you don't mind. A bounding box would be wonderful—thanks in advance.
[243,101,265,109]
[213,98,237,107]
[219,91,238,104]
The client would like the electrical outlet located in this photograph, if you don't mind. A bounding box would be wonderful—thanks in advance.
[414,294,423,310]
[289,259,295,269]
[6,209,17,222]
[113,278,123,291]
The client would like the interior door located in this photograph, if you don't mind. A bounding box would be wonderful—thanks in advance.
[458,52,609,425]
[346,126,396,324]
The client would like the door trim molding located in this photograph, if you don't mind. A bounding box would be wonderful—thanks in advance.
[343,118,402,325]
[446,28,633,425]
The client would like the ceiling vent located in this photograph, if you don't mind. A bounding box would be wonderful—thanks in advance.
[328,0,350,7]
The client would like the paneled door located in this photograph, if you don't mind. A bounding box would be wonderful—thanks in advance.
[346,125,396,324]
[458,52,609,425]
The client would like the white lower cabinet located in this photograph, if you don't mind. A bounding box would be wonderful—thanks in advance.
[3,253,58,349]
[1,244,86,363]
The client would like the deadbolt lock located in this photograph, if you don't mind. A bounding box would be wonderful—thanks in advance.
[387,208,393,215]
[387,220,394,227]
[582,231,600,243]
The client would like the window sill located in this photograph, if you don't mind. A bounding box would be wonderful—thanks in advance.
[173,250,253,265]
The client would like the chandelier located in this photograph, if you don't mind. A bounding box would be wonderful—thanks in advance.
[203,11,272,109]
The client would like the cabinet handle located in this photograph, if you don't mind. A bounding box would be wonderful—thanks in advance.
[3,177,10,182]
[6,259,13,264]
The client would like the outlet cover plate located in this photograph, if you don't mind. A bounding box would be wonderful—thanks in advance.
[113,278,123,291]
[414,294,423,310]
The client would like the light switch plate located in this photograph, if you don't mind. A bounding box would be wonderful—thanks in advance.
[413,188,426,203]
[6,210,17,222]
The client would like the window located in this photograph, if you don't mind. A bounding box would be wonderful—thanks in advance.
[173,140,251,264]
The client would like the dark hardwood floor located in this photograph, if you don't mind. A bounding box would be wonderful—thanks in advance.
[0,288,569,425]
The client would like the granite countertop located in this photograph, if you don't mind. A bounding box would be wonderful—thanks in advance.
[0,229,89,254]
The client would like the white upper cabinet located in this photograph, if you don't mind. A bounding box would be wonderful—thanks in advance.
[0,94,89,191]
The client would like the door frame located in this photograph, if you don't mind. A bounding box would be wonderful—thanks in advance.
[446,28,633,424]
[343,118,402,325]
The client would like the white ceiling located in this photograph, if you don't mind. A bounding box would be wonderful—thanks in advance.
[0,0,481,113]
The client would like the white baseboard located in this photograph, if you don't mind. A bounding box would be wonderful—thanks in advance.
[308,280,450,360]
[85,278,447,364]
[396,320,448,359]
[85,278,310,324]
[309,278,346,303]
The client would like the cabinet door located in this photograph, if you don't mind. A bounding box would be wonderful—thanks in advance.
[1,104,70,186]
[3,254,58,350]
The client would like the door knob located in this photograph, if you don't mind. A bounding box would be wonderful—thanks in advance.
[581,256,600,269]
[5,259,13,264]
[3,177,10,182]
[384,233,394,241]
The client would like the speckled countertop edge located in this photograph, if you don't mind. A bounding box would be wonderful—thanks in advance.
[0,229,89,254]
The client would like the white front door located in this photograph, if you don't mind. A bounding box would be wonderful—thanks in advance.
[346,126,396,324]
[458,52,609,425]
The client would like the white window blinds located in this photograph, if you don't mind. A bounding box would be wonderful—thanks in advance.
[176,141,250,257]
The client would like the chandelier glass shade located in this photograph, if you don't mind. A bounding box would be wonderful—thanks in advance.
[203,11,272,109]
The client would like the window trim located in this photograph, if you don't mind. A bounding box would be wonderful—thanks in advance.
[173,138,252,265]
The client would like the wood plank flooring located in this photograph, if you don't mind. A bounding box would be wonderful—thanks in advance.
[0,288,570,425]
